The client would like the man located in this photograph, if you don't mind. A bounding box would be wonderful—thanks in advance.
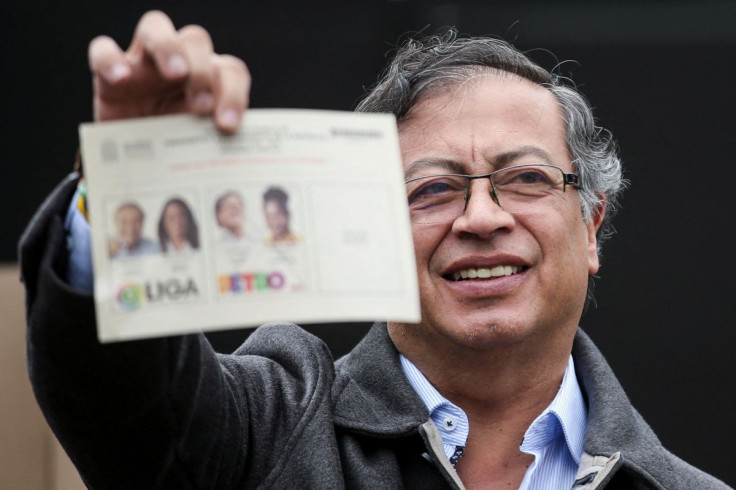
[108,201,160,258]
[20,11,729,489]
[215,190,248,243]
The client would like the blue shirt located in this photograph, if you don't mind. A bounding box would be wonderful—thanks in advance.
[110,237,161,259]
[400,354,587,489]
[65,190,94,293]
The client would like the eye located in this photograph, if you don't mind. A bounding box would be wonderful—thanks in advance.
[515,170,549,184]
[496,166,556,187]
[407,177,465,205]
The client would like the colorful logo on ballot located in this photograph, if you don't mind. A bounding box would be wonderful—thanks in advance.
[117,283,145,310]
[219,271,286,294]
[116,278,199,310]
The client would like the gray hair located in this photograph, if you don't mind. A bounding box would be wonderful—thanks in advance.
[356,29,625,252]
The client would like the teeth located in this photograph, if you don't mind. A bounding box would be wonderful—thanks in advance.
[452,266,520,281]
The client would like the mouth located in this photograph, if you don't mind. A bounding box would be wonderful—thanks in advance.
[445,265,527,282]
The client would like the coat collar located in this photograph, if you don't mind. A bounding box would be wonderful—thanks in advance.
[332,322,428,436]
[331,323,677,484]
[572,329,664,456]
[332,324,712,487]
[330,323,660,447]
[573,329,677,486]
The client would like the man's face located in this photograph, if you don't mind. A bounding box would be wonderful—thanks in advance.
[115,206,144,249]
[217,194,245,232]
[397,75,602,351]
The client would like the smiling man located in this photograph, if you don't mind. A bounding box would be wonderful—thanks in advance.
[108,202,160,258]
[384,74,601,488]
[20,11,729,490]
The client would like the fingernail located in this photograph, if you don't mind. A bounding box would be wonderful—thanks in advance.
[192,91,214,111]
[168,54,188,75]
[218,109,240,128]
[107,62,130,82]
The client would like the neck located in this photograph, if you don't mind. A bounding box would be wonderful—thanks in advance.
[389,321,573,439]
[389,322,576,488]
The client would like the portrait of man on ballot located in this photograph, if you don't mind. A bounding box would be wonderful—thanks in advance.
[107,201,160,259]
[19,10,730,490]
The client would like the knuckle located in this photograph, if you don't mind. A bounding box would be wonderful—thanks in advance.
[88,36,119,66]
[179,24,213,45]
[189,64,216,85]
[144,32,178,55]
[140,9,168,24]
[89,35,114,53]
[219,54,250,78]
[90,34,113,46]
[136,10,175,44]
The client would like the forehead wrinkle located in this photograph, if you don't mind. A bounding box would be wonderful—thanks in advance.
[470,117,479,172]
[404,158,466,179]
[404,145,558,180]
[493,145,555,168]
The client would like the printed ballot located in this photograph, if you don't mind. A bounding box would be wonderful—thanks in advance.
[80,110,420,342]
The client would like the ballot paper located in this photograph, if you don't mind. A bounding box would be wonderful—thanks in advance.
[80,110,419,342]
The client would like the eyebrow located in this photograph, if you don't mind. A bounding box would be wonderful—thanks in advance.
[403,158,465,180]
[494,146,554,168]
[403,145,555,179]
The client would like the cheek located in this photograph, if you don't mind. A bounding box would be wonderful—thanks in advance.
[412,224,450,271]
[536,215,592,282]
[167,216,184,232]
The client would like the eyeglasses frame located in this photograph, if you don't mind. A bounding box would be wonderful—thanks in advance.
[404,163,581,219]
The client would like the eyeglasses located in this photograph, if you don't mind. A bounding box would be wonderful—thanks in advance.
[405,163,580,224]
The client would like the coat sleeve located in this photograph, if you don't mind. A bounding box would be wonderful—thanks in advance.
[19,173,249,489]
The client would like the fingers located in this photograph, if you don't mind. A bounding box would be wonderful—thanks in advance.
[129,10,189,80]
[89,35,131,85]
[89,10,250,131]
[179,25,216,114]
[177,27,250,131]
[212,54,251,132]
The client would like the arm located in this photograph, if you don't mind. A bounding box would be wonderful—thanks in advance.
[21,12,256,488]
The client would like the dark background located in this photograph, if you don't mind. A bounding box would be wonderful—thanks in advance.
[3,1,735,485]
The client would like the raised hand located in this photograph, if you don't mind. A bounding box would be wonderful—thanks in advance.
[87,10,250,132]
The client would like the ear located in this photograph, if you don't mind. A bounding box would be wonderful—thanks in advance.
[586,194,606,275]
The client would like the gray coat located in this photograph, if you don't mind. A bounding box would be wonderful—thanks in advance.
[21,174,730,489]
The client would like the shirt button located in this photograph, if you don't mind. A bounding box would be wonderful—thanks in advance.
[443,416,457,431]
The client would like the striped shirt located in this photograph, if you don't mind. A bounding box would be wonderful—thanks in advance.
[400,354,587,489]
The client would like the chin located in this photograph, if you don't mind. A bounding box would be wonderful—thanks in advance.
[439,316,530,350]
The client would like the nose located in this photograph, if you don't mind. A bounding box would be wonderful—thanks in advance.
[451,179,515,239]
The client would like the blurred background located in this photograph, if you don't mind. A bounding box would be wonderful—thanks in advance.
[2,1,734,488]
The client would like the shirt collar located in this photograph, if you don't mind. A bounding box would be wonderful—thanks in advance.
[400,353,587,464]
[400,354,470,450]
[521,355,587,464]
[399,354,450,413]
